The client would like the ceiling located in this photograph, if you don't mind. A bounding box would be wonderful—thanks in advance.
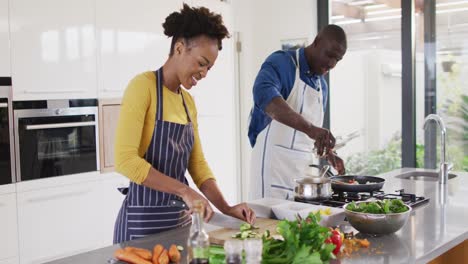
[331,0,468,55]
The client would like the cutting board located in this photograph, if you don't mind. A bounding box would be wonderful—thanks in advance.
[208,218,280,245]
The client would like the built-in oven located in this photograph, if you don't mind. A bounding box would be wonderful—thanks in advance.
[0,77,14,185]
[13,99,100,182]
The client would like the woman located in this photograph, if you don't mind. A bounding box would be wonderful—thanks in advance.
[113,4,255,243]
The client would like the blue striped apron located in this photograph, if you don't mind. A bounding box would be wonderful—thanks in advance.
[113,67,194,243]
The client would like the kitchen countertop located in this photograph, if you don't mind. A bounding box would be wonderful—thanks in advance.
[46,168,468,264]
[336,168,468,264]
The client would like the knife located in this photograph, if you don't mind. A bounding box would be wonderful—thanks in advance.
[168,199,246,229]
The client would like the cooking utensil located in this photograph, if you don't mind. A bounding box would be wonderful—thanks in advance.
[330,175,385,193]
[168,199,247,229]
[209,212,247,229]
[309,164,334,177]
[319,165,330,179]
[294,177,332,200]
[168,199,189,209]
[344,201,411,235]
[334,130,361,150]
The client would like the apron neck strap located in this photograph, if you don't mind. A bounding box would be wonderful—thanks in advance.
[155,67,164,121]
[155,67,192,123]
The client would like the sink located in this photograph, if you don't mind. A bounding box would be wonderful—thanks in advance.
[395,171,457,181]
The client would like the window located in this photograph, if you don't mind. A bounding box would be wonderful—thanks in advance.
[416,0,468,172]
[330,0,403,175]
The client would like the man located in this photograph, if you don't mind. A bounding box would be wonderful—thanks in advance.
[248,24,347,200]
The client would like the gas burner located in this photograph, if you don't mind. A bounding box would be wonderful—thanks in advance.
[295,189,429,208]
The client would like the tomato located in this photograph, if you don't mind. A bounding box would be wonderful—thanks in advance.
[325,229,343,255]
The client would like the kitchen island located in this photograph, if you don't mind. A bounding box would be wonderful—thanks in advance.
[46,168,468,264]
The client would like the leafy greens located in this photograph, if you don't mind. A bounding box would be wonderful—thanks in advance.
[262,212,335,264]
[346,199,409,214]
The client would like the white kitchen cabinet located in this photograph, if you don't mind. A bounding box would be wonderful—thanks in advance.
[17,180,103,263]
[0,0,10,76]
[9,0,97,100]
[0,193,19,264]
[95,0,184,98]
[98,172,128,247]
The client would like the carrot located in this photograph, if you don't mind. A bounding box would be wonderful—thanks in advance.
[168,244,181,263]
[158,249,169,264]
[152,244,164,264]
[124,246,153,260]
[114,248,153,264]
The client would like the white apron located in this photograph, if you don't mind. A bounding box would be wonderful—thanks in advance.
[249,49,324,200]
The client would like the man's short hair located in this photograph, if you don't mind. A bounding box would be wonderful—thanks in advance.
[319,24,347,49]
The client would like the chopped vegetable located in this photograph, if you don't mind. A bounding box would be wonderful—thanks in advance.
[346,199,408,214]
[176,245,184,251]
[342,237,370,256]
[314,208,332,216]
[232,223,261,239]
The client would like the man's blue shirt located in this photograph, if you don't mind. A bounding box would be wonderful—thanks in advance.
[248,48,328,147]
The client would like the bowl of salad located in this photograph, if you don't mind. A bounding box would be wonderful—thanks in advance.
[344,200,411,235]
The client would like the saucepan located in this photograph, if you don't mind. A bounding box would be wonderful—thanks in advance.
[294,165,332,200]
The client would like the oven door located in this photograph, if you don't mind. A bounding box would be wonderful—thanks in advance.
[0,98,13,184]
[15,107,99,181]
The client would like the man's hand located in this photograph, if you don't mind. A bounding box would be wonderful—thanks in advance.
[223,203,256,224]
[308,126,336,157]
[326,151,345,175]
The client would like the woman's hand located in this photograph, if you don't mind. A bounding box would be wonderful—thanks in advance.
[327,152,345,175]
[223,203,256,224]
[180,188,214,222]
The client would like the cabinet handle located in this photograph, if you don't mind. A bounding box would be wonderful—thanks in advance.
[26,190,91,203]
[26,121,96,130]
[0,103,8,108]
[23,90,82,94]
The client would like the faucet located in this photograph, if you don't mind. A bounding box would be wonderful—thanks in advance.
[423,114,452,184]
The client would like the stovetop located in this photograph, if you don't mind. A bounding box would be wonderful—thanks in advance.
[295,189,430,208]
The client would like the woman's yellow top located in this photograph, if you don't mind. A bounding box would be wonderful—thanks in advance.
[114,71,215,187]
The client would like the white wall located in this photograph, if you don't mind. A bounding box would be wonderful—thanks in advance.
[187,0,240,205]
[232,0,318,200]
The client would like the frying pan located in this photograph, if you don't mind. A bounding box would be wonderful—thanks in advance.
[308,164,385,192]
[330,175,385,193]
